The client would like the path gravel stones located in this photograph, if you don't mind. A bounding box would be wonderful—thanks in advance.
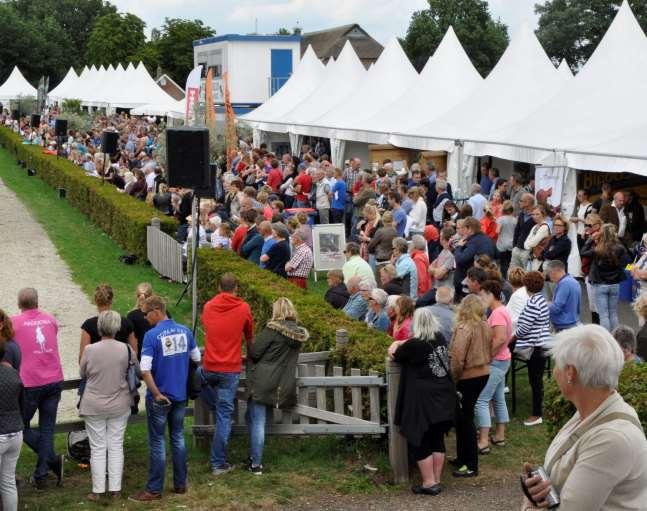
[0,177,96,421]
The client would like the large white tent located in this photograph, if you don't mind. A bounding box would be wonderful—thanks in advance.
[291,38,418,141]
[478,0,647,175]
[239,45,326,133]
[48,67,80,103]
[130,97,185,119]
[0,66,37,102]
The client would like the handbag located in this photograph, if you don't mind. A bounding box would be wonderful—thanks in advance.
[436,347,462,411]
[126,344,141,395]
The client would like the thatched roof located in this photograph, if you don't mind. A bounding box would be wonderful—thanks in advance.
[301,24,383,69]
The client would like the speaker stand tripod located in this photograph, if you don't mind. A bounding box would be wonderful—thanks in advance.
[176,194,200,335]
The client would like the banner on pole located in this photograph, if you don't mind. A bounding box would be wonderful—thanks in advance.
[184,65,203,125]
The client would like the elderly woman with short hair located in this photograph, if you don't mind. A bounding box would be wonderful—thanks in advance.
[410,234,431,297]
[80,310,138,501]
[365,288,390,332]
[522,325,647,510]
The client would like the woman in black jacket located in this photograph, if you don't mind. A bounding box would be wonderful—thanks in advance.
[246,298,309,474]
[542,214,572,271]
[388,308,455,496]
[580,223,629,332]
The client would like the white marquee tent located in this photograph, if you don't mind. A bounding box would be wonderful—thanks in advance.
[48,67,80,103]
[0,66,37,102]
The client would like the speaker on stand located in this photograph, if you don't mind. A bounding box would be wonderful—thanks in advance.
[165,127,211,333]
[100,130,119,184]
[54,119,68,159]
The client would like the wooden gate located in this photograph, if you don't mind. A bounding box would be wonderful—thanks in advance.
[192,351,385,445]
[147,217,184,282]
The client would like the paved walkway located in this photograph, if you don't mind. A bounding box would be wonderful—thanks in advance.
[0,177,96,420]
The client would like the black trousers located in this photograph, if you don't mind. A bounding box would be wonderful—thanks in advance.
[497,249,512,281]
[527,349,547,417]
[330,208,344,224]
[455,375,489,472]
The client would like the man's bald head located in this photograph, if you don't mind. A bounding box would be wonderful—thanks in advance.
[18,287,38,310]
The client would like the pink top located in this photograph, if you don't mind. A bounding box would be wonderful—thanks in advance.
[488,305,513,361]
[392,317,412,341]
[11,309,63,387]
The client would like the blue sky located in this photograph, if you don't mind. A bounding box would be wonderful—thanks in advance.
[111,0,539,43]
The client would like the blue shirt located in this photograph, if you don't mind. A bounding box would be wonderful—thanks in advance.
[260,237,277,269]
[549,274,581,329]
[141,319,198,402]
[331,180,347,210]
[395,254,418,299]
[480,175,493,196]
[392,207,407,237]
[343,293,368,321]
[366,309,390,332]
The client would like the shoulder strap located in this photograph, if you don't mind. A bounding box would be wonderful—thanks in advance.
[545,411,644,475]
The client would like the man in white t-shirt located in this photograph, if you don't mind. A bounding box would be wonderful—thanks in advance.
[468,183,487,220]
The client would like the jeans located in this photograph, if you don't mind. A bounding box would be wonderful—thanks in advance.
[84,413,130,493]
[330,208,344,224]
[594,283,620,331]
[527,349,547,417]
[22,382,61,481]
[145,397,187,493]
[0,431,22,511]
[455,375,488,472]
[199,369,240,469]
[475,360,511,428]
[245,400,270,466]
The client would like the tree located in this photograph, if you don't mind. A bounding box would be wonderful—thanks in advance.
[85,12,146,67]
[276,27,291,35]
[402,0,509,76]
[536,0,647,70]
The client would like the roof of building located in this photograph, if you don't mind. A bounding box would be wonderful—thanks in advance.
[301,24,383,65]
[155,74,185,101]
[193,34,302,47]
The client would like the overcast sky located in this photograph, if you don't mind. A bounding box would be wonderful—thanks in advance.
[110,0,540,43]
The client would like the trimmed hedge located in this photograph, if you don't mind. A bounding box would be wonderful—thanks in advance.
[196,248,393,373]
[544,362,647,436]
[0,127,177,260]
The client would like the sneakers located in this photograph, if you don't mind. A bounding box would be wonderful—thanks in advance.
[211,463,234,476]
[524,417,543,427]
[30,477,47,491]
[50,454,65,487]
[248,464,263,475]
[452,465,478,478]
[128,490,162,502]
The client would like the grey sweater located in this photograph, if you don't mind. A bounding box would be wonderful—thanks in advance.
[0,366,23,435]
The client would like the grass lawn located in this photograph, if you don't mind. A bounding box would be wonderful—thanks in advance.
[0,148,550,509]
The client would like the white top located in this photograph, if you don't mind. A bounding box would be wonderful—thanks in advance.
[408,198,427,232]
[468,194,487,220]
[506,287,530,329]
[576,202,592,236]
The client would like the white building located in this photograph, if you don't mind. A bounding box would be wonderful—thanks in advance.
[193,34,302,114]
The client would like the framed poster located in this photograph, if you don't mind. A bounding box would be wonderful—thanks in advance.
[312,223,346,273]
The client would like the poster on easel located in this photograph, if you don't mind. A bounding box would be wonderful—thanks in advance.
[312,223,346,273]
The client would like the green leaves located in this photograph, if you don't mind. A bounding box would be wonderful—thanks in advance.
[402,0,509,76]
[85,12,147,67]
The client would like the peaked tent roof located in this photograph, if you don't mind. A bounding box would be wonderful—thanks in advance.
[486,0,647,173]
[283,40,367,136]
[48,67,79,102]
[239,45,326,132]
[384,27,484,147]
[403,22,570,153]
[0,66,37,101]
[291,37,418,139]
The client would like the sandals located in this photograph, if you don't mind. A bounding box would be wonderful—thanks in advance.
[478,446,491,455]
[490,436,506,447]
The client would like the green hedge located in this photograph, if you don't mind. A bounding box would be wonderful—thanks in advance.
[544,362,647,437]
[0,127,177,260]
[196,248,393,373]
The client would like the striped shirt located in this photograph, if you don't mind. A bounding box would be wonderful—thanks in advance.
[514,293,551,349]
[286,243,313,279]
[343,168,362,193]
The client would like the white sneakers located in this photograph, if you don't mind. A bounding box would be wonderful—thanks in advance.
[524,417,543,427]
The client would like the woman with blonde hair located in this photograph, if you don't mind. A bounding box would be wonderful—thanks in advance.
[80,284,137,362]
[407,187,427,237]
[246,298,310,474]
[449,294,491,478]
[391,295,415,341]
[357,204,382,262]
[126,283,154,359]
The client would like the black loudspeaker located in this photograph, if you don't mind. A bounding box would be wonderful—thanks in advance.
[55,119,68,137]
[166,127,213,196]
[101,130,119,155]
[31,114,40,127]
[12,110,19,120]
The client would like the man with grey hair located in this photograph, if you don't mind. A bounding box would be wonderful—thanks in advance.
[285,228,313,289]
[311,169,330,224]
[431,179,450,226]
[392,237,418,299]
[546,260,581,332]
[612,326,642,363]
[426,287,455,344]
[510,193,536,270]
[343,276,370,321]
[468,183,486,220]
[11,288,64,489]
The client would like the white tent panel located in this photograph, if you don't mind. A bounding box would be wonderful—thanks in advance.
[130,98,185,117]
[48,67,79,102]
[239,45,326,132]
[0,66,37,101]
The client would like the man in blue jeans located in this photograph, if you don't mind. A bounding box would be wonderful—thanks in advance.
[200,273,254,475]
[129,296,201,502]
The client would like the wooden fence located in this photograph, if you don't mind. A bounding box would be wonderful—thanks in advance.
[147,217,184,282]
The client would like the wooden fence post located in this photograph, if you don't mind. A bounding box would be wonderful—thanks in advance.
[386,357,409,484]
[335,329,348,348]
[151,217,161,230]
[192,395,212,450]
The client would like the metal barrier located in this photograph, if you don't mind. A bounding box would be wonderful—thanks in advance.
[147,217,184,282]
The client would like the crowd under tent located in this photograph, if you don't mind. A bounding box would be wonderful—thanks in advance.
[0,66,37,102]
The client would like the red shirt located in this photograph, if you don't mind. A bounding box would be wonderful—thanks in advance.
[231,225,248,254]
[480,216,498,242]
[411,249,431,296]
[202,293,254,372]
[294,173,312,201]
[266,168,283,192]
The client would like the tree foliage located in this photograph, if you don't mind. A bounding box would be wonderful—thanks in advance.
[536,0,647,70]
[402,0,509,77]
[152,18,215,86]
[85,12,147,67]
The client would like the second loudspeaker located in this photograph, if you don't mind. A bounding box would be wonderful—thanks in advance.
[101,130,119,155]
[166,127,213,196]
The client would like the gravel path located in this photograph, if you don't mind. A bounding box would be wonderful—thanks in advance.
[0,177,96,421]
